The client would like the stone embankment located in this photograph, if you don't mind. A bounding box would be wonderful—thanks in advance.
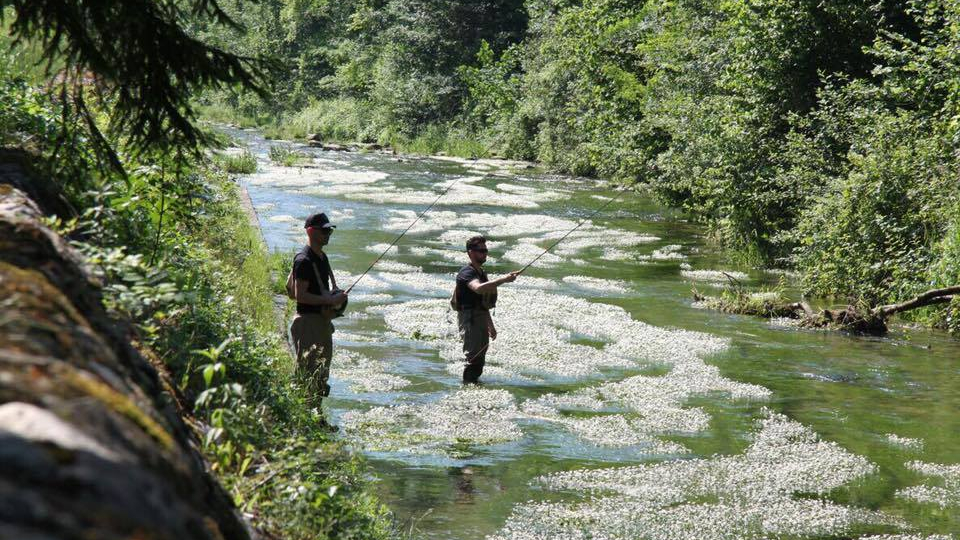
[0,154,253,540]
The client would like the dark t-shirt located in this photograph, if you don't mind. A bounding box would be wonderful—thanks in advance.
[456,264,496,310]
[293,245,334,314]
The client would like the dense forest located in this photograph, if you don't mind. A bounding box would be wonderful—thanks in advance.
[198,0,960,332]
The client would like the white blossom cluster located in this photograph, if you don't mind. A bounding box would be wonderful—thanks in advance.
[365,243,398,254]
[267,214,298,223]
[502,242,564,267]
[884,433,924,451]
[896,461,960,508]
[354,179,561,208]
[679,269,750,282]
[488,411,888,540]
[562,275,631,294]
[601,247,635,261]
[334,349,410,393]
[372,260,422,273]
[340,387,524,456]
[638,244,686,261]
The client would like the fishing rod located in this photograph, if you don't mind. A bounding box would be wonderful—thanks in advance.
[345,177,464,293]
[459,185,633,371]
[516,186,631,274]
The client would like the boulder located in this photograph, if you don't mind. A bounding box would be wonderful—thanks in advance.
[0,171,253,540]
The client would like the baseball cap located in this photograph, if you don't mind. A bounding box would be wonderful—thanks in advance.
[304,212,336,229]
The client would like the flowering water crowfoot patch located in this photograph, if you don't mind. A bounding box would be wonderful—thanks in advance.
[335,349,410,393]
[488,411,887,540]
[638,244,686,261]
[680,269,750,282]
[383,287,731,382]
[340,387,524,456]
[372,260,421,273]
[896,461,960,508]
[562,275,631,294]
[884,433,924,451]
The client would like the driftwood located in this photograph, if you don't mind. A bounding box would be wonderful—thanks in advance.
[0,167,253,539]
[694,285,958,336]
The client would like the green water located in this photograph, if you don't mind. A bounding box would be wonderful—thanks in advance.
[229,128,960,539]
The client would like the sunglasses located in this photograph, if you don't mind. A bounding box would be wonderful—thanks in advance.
[307,227,333,235]
[469,248,488,254]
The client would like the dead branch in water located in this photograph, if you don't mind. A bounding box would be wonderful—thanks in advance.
[694,285,959,336]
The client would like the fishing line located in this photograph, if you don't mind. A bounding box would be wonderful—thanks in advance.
[517,186,631,274]
[345,176,464,293]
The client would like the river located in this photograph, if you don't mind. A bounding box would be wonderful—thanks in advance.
[228,127,960,540]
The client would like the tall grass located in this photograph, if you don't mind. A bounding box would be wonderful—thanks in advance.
[212,150,257,174]
[268,145,310,167]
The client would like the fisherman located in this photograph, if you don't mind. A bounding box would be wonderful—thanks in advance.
[455,236,520,384]
[289,212,347,425]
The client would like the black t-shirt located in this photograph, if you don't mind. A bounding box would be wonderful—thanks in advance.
[293,245,334,314]
[456,264,496,310]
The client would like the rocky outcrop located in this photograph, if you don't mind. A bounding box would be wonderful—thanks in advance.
[0,165,252,539]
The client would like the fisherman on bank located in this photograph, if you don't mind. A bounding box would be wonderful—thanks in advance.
[454,236,520,384]
[288,212,348,423]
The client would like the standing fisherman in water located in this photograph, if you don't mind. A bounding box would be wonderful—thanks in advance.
[454,236,520,384]
[288,212,348,425]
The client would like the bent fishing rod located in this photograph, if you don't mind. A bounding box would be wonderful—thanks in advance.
[344,177,464,293]
[516,185,632,275]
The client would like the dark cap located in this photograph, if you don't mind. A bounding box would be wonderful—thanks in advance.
[304,212,336,229]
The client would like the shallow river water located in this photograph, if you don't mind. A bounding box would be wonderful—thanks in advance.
[229,128,960,540]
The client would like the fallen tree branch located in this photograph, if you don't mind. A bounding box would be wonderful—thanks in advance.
[876,286,960,318]
[693,285,958,336]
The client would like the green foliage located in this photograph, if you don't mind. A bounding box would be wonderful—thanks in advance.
[188,0,960,331]
[213,150,258,173]
[694,279,795,318]
[2,0,272,153]
[268,144,311,167]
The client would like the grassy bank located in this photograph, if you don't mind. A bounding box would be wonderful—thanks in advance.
[141,166,397,539]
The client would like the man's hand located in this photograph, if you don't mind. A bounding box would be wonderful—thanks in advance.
[488,324,497,340]
[330,290,348,305]
[501,271,520,284]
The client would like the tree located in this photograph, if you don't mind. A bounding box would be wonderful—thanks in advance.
[1,0,273,154]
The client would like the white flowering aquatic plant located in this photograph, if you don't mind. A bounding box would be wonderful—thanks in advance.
[884,433,924,451]
[680,269,750,282]
[896,461,960,508]
[334,349,411,393]
[488,411,892,540]
[341,387,524,457]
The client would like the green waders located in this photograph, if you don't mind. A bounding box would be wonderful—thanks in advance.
[289,313,334,408]
[458,307,489,384]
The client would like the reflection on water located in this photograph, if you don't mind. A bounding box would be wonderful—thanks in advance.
[227,128,960,539]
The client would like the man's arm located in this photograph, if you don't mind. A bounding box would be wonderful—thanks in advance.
[467,271,520,294]
[294,278,345,305]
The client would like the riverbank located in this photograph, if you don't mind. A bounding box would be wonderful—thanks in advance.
[200,102,495,161]
[162,168,397,539]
